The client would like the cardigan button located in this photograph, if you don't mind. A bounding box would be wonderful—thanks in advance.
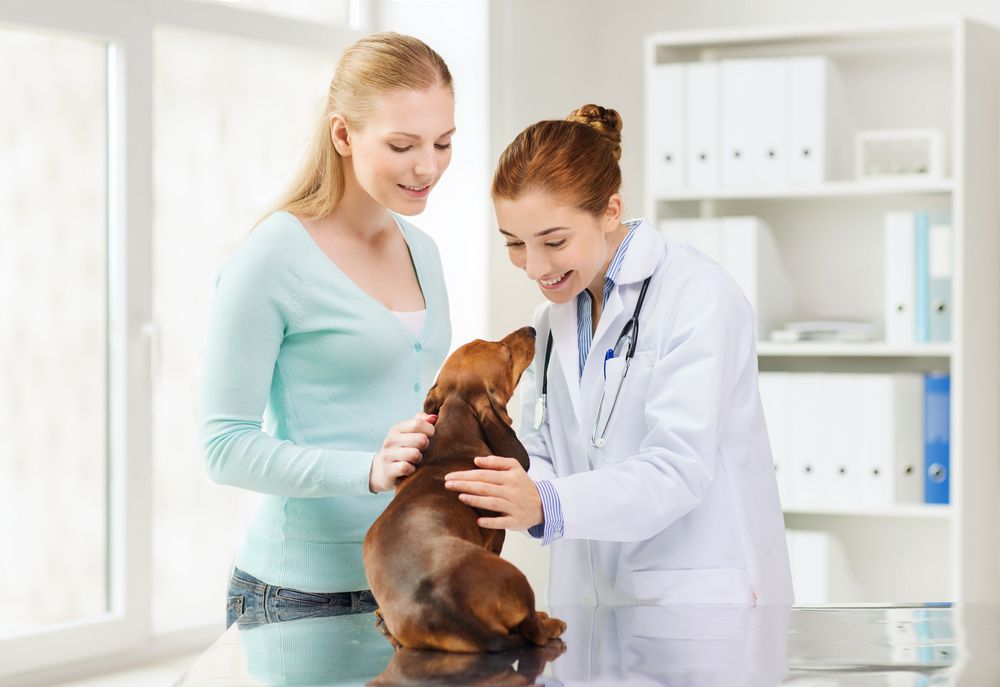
[413,383,420,392]
[414,343,422,352]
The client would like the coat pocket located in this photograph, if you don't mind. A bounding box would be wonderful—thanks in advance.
[630,567,753,605]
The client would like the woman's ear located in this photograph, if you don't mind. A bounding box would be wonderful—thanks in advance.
[423,383,443,415]
[330,113,352,157]
[603,193,623,230]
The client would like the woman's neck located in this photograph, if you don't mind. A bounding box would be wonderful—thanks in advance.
[325,164,393,242]
[585,222,629,304]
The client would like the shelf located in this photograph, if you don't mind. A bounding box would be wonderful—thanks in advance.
[757,342,953,358]
[656,179,954,202]
[784,504,952,520]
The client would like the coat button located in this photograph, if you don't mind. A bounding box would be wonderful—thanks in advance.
[413,383,420,392]
[414,343,422,352]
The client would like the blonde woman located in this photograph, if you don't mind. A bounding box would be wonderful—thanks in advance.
[200,33,455,629]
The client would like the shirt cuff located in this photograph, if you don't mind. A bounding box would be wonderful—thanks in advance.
[527,480,564,545]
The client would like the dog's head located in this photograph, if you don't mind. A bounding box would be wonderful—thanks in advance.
[423,326,536,426]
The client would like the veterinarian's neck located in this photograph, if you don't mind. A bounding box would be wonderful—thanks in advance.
[585,222,629,319]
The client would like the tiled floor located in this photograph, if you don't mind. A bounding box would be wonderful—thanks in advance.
[50,654,197,687]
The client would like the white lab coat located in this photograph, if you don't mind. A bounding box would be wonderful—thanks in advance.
[519,218,793,607]
[545,604,791,686]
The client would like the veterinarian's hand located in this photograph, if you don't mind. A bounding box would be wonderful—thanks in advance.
[443,455,543,530]
[369,413,438,493]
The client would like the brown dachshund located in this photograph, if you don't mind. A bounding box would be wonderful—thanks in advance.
[362,326,566,652]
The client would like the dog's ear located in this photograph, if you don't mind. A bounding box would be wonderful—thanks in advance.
[423,383,443,415]
[478,390,530,471]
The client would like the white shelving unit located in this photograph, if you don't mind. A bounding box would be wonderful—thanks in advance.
[644,19,1000,604]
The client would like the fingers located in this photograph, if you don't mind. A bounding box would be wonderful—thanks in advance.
[444,479,501,496]
[444,456,519,482]
[395,414,437,437]
[386,459,417,479]
[476,516,515,530]
[384,446,422,465]
[384,431,431,451]
[456,493,507,512]
[473,455,520,469]
[444,469,508,486]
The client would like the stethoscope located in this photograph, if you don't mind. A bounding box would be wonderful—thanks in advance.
[533,276,652,448]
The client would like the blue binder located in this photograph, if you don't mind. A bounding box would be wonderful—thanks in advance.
[914,212,930,343]
[924,373,950,504]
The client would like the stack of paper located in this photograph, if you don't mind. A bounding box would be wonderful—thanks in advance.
[769,320,876,343]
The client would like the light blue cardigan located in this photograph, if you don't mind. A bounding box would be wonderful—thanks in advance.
[200,211,451,592]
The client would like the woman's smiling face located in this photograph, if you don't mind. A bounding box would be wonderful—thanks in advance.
[495,190,621,304]
[339,83,455,215]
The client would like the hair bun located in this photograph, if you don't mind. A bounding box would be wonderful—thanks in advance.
[566,104,623,160]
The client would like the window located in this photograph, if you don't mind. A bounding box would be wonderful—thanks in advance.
[151,26,333,632]
[190,0,350,26]
[0,25,109,638]
[0,0,361,677]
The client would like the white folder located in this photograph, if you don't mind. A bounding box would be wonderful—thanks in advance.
[658,218,722,260]
[660,216,793,340]
[787,529,863,603]
[646,63,686,195]
[721,216,794,340]
[858,374,924,508]
[884,212,917,344]
[683,61,721,190]
[788,374,829,510]
[928,220,953,342]
[749,58,789,188]
[787,56,842,185]
[720,59,756,188]
[824,374,862,509]
[758,372,793,509]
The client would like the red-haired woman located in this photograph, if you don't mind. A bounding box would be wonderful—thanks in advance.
[445,105,793,608]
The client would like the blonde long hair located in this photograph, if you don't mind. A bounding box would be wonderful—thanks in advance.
[276,32,453,221]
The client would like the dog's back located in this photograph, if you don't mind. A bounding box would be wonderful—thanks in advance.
[362,329,565,652]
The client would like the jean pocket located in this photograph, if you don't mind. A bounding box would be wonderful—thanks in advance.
[226,595,245,629]
[274,588,334,606]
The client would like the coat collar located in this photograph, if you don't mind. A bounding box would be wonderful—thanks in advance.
[547,218,665,422]
[611,218,664,286]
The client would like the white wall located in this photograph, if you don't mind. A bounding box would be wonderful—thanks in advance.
[377,0,491,348]
[487,1,1000,337]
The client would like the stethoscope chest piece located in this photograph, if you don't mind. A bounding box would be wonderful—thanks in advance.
[533,395,546,430]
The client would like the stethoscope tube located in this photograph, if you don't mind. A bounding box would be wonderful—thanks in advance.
[534,276,652,438]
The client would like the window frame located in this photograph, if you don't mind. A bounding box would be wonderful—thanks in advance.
[0,0,364,678]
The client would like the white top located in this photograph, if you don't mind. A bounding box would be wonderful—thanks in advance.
[392,309,427,337]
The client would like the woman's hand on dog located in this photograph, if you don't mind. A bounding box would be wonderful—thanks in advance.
[369,413,438,493]
[443,456,543,530]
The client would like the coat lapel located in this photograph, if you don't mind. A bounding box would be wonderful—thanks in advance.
[549,300,582,421]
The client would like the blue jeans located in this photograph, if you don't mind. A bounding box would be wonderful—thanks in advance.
[226,567,378,630]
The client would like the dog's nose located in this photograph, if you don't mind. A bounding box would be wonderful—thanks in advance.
[526,326,536,338]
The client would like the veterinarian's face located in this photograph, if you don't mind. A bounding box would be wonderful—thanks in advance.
[337,84,455,216]
[495,190,621,304]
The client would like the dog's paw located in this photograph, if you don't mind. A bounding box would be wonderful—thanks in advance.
[536,611,567,638]
[374,608,404,650]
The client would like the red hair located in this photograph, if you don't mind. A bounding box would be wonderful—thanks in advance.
[492,104,622,216]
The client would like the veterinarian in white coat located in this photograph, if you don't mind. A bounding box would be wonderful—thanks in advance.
[444,104,793,607]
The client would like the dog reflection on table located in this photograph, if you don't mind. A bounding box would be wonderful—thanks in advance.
[369,641,565,686]
[363,326,566,653]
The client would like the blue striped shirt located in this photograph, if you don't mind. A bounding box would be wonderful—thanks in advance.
[529,220,639,544]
